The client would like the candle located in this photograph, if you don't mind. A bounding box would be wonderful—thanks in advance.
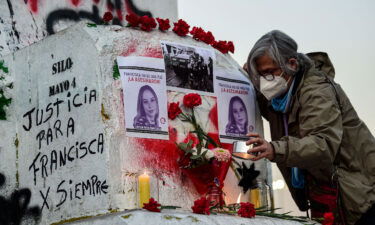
[250,188,261,208]
[138,172,150,207]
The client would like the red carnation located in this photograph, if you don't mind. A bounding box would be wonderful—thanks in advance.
[322,212,334,225]
[191,197,210,215]
[237,202,256,218]
[126,13,140,27]
[143,198,161,212]
[183,93,202,108]
[227,41,235,53]
[102,11,113,23]
[139,15,157,31]
[168,102,182,120]
[190,27,206,41]
[202,31,215,45]
[156,18,170,31]
[212,40,229,54]
[173,19,190,36]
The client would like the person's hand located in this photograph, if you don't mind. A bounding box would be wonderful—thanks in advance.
[246,133,275,161]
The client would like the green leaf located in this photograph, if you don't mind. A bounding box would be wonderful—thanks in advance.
[0,89,12,120]
[187,140,193,148]
[0,60,9,74]
[160,206,181,209]
[86,23,97,27]
[184,149,194,154]
[178,142,189,151]
[113,61,120,80]
[196,144,202,154]
[190,155,201,160]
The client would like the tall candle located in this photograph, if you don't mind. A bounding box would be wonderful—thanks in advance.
[138,172,150,207]
[250,188,261,208]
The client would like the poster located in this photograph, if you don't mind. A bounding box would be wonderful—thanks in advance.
[160,41,215,93]
[215,68,256,143]
[117,56,169,140]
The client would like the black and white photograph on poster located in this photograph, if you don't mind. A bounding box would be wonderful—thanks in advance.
[160,41,215,93]
[215,68,256,143]
[117,56,169,140]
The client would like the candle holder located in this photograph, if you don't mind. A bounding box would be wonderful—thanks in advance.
[249,180,271,210]
[136,170,159,208]
[233,141,257,160]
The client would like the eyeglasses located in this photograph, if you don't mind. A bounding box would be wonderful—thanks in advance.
[261,74,276,81]
[259,71,284,81]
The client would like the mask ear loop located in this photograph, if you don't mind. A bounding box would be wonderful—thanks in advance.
[280,69,294,85]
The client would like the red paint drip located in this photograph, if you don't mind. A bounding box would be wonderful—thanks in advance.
[208,102,219,131]
[70,0,81,7]
[29,0,38,13]
[120,42,163,59]
[120,41,138,56]
[135,127,181,173]
[93,0,100,4]
[139,48,163,58]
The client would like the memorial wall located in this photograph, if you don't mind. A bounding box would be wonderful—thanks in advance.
[0,3,271,224]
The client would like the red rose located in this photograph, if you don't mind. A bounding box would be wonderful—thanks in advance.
[227,41,235,53]
[139,15,157,31]
[183,93,202,108]
[168,102,182,120]
[191,197,210,215]
[237,202,256,218]
[103,12,113,23]
[322,212,334,225]
[156,18,170,31]
[190,27,206,41]
[143,198,161,212]
[202,31,215,45]
[212,40,229,54]
[125,13,140,27]
[173,19,190,36]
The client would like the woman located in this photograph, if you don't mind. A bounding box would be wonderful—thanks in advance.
[133,85,160,130]
[225,96,248,135]
[244,30,375,225]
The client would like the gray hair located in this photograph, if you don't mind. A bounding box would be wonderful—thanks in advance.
[247,30,305,79]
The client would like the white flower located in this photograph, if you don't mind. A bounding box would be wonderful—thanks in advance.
[191,147,198,155]
[202,148,215,160]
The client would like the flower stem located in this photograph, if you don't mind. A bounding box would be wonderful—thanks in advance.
[230,162,241,181]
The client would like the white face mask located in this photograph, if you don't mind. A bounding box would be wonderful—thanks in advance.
[260,72,289,100]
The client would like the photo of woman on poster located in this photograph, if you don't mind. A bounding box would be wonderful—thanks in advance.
[225,96,248,135]
[133,85,160,130]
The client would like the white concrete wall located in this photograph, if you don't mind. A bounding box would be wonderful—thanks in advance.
[0,22,266,224]
[0,0,178,57]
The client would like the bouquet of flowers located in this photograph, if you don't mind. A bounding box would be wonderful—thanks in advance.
[168,93,232,205]
[168,93,231,167]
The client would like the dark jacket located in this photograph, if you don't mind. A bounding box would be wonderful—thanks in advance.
[249,52,375,225]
